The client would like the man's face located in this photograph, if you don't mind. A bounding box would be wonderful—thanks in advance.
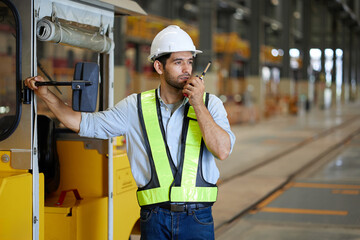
[163,51,194,90]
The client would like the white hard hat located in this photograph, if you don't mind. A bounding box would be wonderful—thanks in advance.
[148,25,202,62]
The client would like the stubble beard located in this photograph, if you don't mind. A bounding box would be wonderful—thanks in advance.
[164,70,189,90]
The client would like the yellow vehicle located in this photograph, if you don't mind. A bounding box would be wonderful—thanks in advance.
[0,0,145,239]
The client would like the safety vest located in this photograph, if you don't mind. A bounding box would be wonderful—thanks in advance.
[136,89,218,207]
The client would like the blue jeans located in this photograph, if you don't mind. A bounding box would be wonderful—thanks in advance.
[140,206,214,240]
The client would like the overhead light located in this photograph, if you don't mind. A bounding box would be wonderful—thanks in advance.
[271,0,279,6]
[293,11,301,19]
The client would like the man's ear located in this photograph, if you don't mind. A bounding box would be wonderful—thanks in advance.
[153,60,163,75]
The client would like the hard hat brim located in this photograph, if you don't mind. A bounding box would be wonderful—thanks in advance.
[148,49,203,62]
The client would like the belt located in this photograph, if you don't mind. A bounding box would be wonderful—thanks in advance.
[159,203,212,212]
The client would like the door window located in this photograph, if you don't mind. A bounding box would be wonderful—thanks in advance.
[0,0,22,141]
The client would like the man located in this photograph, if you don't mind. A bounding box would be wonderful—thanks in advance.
[25,25,235,240]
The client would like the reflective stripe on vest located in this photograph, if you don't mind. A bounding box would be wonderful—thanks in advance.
[136,89,217,206]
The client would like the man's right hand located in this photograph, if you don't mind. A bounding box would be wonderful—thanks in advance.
[24,75,49,98]
[24,75,82,132]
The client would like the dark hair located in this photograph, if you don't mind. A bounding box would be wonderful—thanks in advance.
[155,53,171,68]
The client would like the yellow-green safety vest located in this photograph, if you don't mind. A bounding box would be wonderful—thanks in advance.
[136,89,218,207]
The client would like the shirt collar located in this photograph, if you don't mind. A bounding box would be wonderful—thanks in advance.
[156,85,188,106]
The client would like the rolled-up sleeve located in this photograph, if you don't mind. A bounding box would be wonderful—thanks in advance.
[208,94,236,154]
[79,94,135,139]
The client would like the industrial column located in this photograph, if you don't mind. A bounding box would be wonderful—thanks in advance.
[279,0,292,96]
[248,0,265,118]
[197,0,217,94]
[301,0,311,105]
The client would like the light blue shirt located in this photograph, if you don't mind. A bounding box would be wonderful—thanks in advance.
[79,88,236,187]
